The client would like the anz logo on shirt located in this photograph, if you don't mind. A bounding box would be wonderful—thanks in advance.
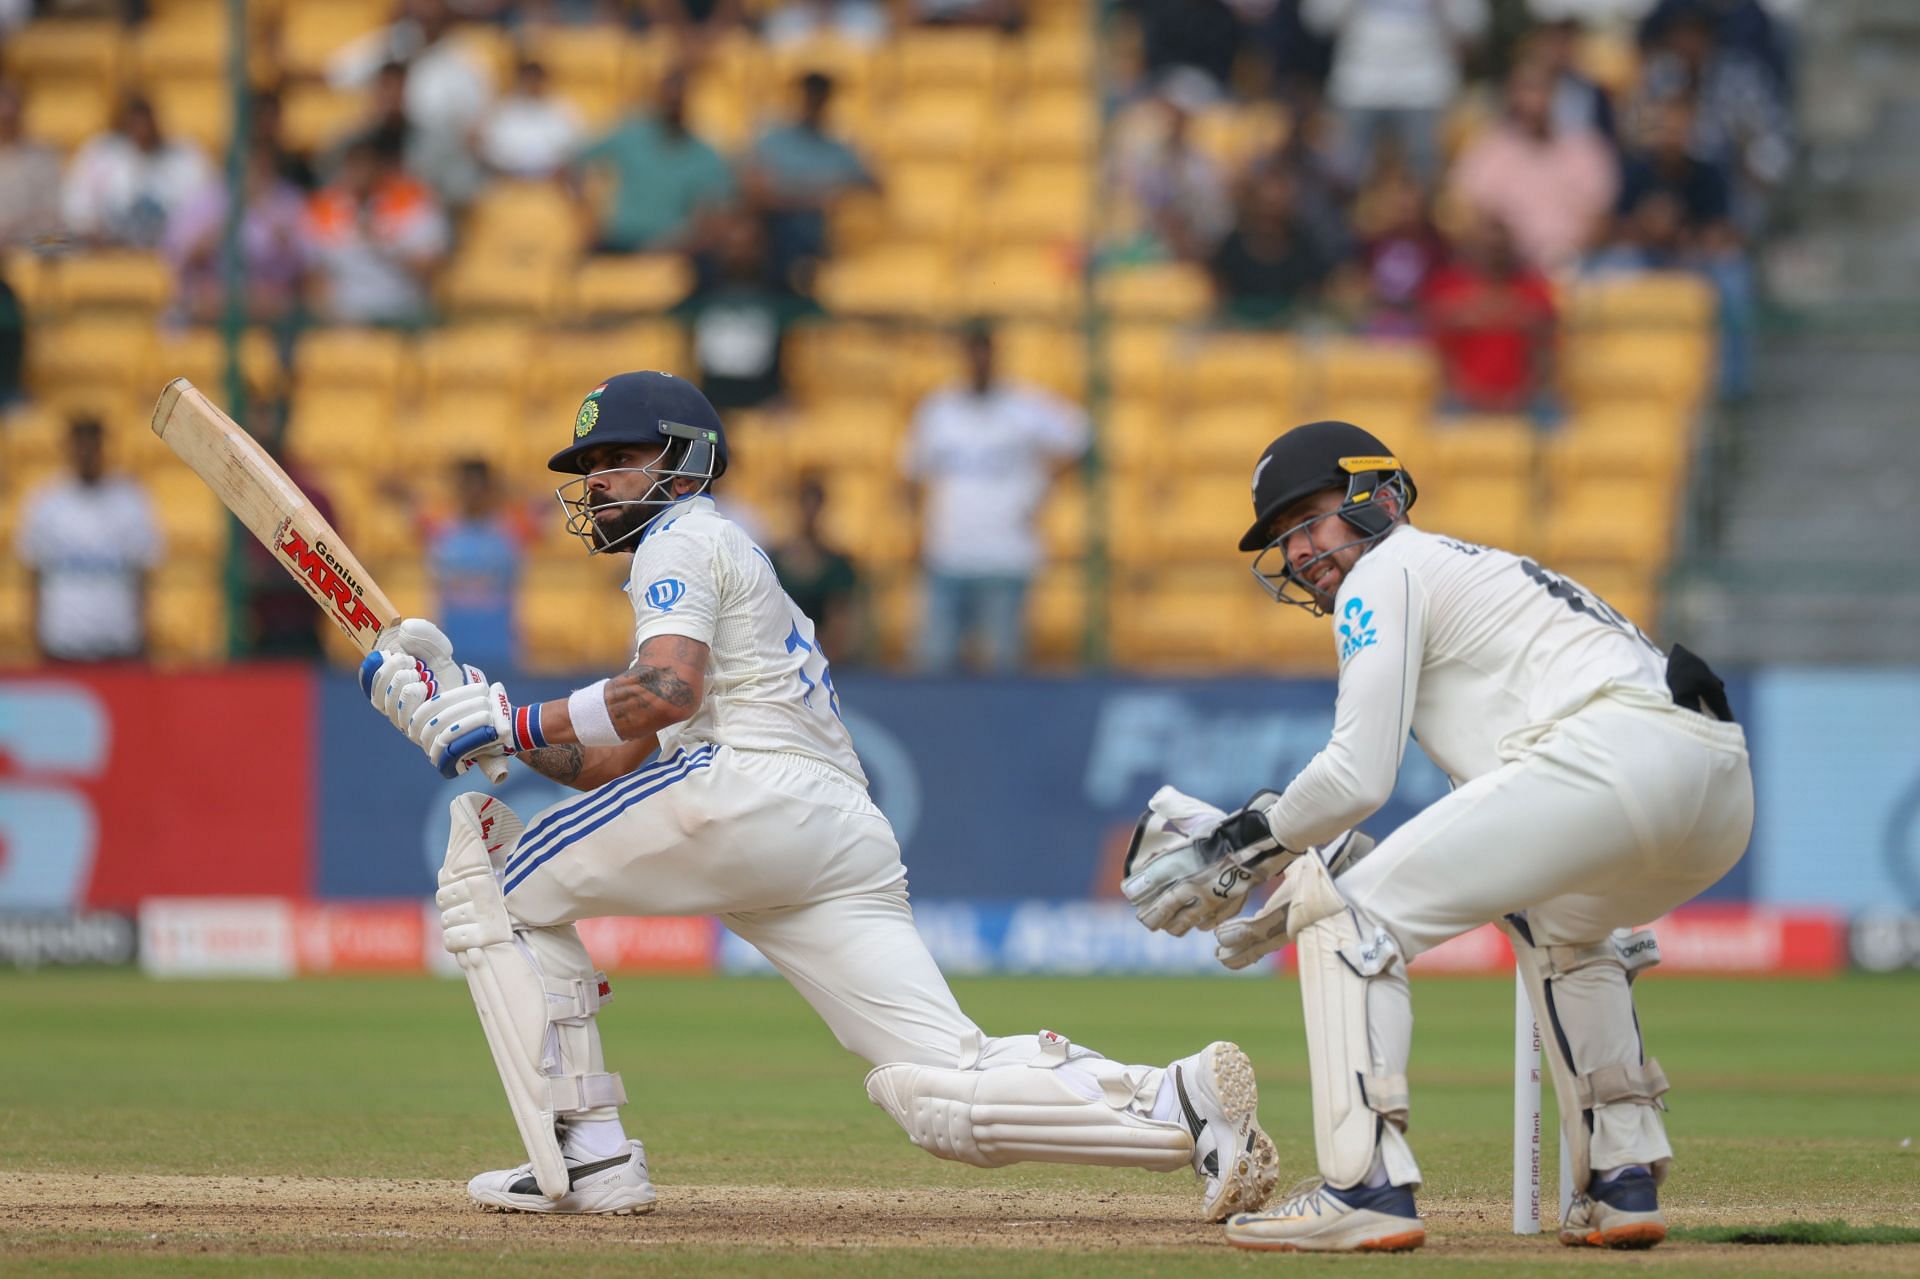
[644,578,687,613]
[1337,597,1378,663]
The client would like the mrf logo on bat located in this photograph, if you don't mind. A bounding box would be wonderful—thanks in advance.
[276,519,380,638]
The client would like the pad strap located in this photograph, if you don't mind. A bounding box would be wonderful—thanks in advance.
[1578,1058,1670,1110]
[1361,1071,1411,1127]
[549,1071,628,1113]
[545,973,613,1022]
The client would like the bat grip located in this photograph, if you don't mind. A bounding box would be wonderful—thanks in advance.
[419,654,511,788]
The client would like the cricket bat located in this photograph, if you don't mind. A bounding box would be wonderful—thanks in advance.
[151,378,509,783]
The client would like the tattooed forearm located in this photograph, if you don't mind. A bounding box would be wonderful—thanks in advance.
[605,635,706,736]
[518,742,586,785]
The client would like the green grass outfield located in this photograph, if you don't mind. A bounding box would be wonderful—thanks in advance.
[1,971,1915,1277]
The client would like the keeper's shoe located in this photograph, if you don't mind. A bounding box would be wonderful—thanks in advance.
[1225,1178,1426,1253]
[1171,1041,1280,1222]
[1559,1168,1666,1249]
[468,1139,657,1215]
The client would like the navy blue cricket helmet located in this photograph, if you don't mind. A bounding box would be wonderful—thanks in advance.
[549,371,731,554]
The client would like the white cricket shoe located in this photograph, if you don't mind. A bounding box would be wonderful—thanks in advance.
[467,1139,657,1215]
[1225,1177,1426,1253]
[1560,1167,1666,1249]
[1170,1041,1280,1222]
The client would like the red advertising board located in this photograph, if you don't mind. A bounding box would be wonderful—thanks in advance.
[0,668,313,911]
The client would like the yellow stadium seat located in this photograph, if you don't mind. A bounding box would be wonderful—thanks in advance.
[874,89,989,164]
[282,389,393,471]
[0,567,32,663]
[278,0,391,79]
[150,328,284,404]
[995,91,1095,162]
[1103,323,1175,404]
[21,79,112,150]
[26,320,158,397]
[1095,262,1213,323]
[1104,402,1158,472]
[960,246,1084,321]
[1310,339,1439,410]
[132,12,228,82]
[416,325,535,399]
[767,34,879,93]
[466,179,586,264]
[294,328,410,397]
[884,29,1008,93]
[1180,403,1287,473]
[1108,568,1251,669]
[1414,476,1534,551]
[1428,416,1535,479]
[573,254,694,320]
[1027,564,1087,664]
[411,395,518,460]
[1175,332,1301,407]
[147,78,231,155]
[979,169,1095,246]
[146,469,229,558]
[532,322,692,397]
[784,320,909,401]
[1561,331,1713,408]
[0,403,67,474]
[1540,482,1674,570]
[148,572,227,665]
[881,162,977,247]
[279,84,369,155]
[2,20,123,86]
[788,398,903,472]
[685,77,752,151]
[1568,272,1715,332]
[1019,27,1094,87]
[814,247,958,320]
[1544,415,1689,492]
[1576,29,1640,96]
[439,253,569,319]
[997,323,1087,402]
[56,251,174,313]
[1039,474,1089,561]
[1156,474,1259,564]
[1190,104,1290,170]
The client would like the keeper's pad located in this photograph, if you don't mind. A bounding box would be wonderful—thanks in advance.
[864,1031,1194,1171]
[438,793,627,1200]
[1280,852,1422,1190]
[1503,918,1669,1196]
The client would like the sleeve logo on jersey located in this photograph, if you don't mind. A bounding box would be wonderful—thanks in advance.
[1337,597,1378,662]
[644,578,686,612]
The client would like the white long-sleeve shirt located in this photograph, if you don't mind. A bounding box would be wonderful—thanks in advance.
[1303,0,1489,112]
[1266,524,1669,850]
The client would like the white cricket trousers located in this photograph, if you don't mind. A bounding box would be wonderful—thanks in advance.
[500,743,1021,1070]
[1338,686,1755,956]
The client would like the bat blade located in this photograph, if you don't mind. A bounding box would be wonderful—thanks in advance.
[152,378,509,784]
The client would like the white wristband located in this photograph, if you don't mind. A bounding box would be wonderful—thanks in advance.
[568,679,623,747]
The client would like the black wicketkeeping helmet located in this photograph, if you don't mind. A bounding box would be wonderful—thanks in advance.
[1242,420,1417,612]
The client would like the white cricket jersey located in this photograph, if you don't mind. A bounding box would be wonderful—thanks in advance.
[622,495,869,786]
[1267,523,1670,851]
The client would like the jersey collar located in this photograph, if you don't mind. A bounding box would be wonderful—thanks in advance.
[637,493,713,544]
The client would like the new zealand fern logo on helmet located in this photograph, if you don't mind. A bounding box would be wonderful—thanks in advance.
[574,383,607,438]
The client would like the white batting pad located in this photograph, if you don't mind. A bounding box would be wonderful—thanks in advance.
[864,1037,1193,1172]
[438,794,626,1200]
[1505,920,1672,1196]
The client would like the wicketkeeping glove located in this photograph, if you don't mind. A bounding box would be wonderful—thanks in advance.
[1120,786,1298,936]
[1213,829,1376,970]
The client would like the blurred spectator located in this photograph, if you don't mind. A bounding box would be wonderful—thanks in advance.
[60,95,213,248]
[1238,0,1336,109]
[913,0,1024,30]
[1114,90,1233,262]
[1128,1,1242,101]
[633,0,746,53]
[1452,57,1617,274]
[0,271,21,406]
[1303,0,1488,185]
[333,58,482,208]
[479,59,584,178]
[677,212,818,410]
[902,324,1088,674]
[1207,164,1336,325]
[1342,164,1445,338]
[1423,215,1559,422]
[425,458,527,671]
[248,89,318,191]
[330,0,492,205]
[1590,96,1754,398]
[15,418,162,662]
[0,82,62,245]
[745,73,878,282]
[770,475,862,664]
[1639,0,1790,93]
[301,133,450,325]
[1527,17,1617,144]
[240,420,337,659]
[164,143,308,324]
[1634,7,1791,236]
[762,0,889,48]
[570,66,734,253]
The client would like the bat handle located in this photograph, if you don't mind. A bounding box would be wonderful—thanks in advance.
[416,650,512,788]
[477,754,511,785]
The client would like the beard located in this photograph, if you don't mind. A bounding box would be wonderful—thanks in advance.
[589,498,656,551]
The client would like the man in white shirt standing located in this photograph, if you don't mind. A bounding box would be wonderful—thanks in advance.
[16,418,163,661]
[902,324,1088,673]
[1122,420,1753,1252]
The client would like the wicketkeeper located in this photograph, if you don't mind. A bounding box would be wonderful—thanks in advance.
[1122,420,1753,1252]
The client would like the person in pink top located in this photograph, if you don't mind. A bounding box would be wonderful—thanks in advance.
[1451,58,1618,275]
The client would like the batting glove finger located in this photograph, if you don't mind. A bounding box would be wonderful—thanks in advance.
[360,649,438,732]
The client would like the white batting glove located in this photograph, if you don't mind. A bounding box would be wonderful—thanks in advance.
[409,681,548,779]
[356,618,487,735]
[1213,830,1376,970]
[1121,787,1297,937]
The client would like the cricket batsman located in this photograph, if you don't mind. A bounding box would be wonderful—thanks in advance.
[357,371,1280,1219]
[1120,420,1754,1253]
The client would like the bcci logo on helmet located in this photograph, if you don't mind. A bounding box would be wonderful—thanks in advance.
[574,382,608,438]
[644,578,686,612]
